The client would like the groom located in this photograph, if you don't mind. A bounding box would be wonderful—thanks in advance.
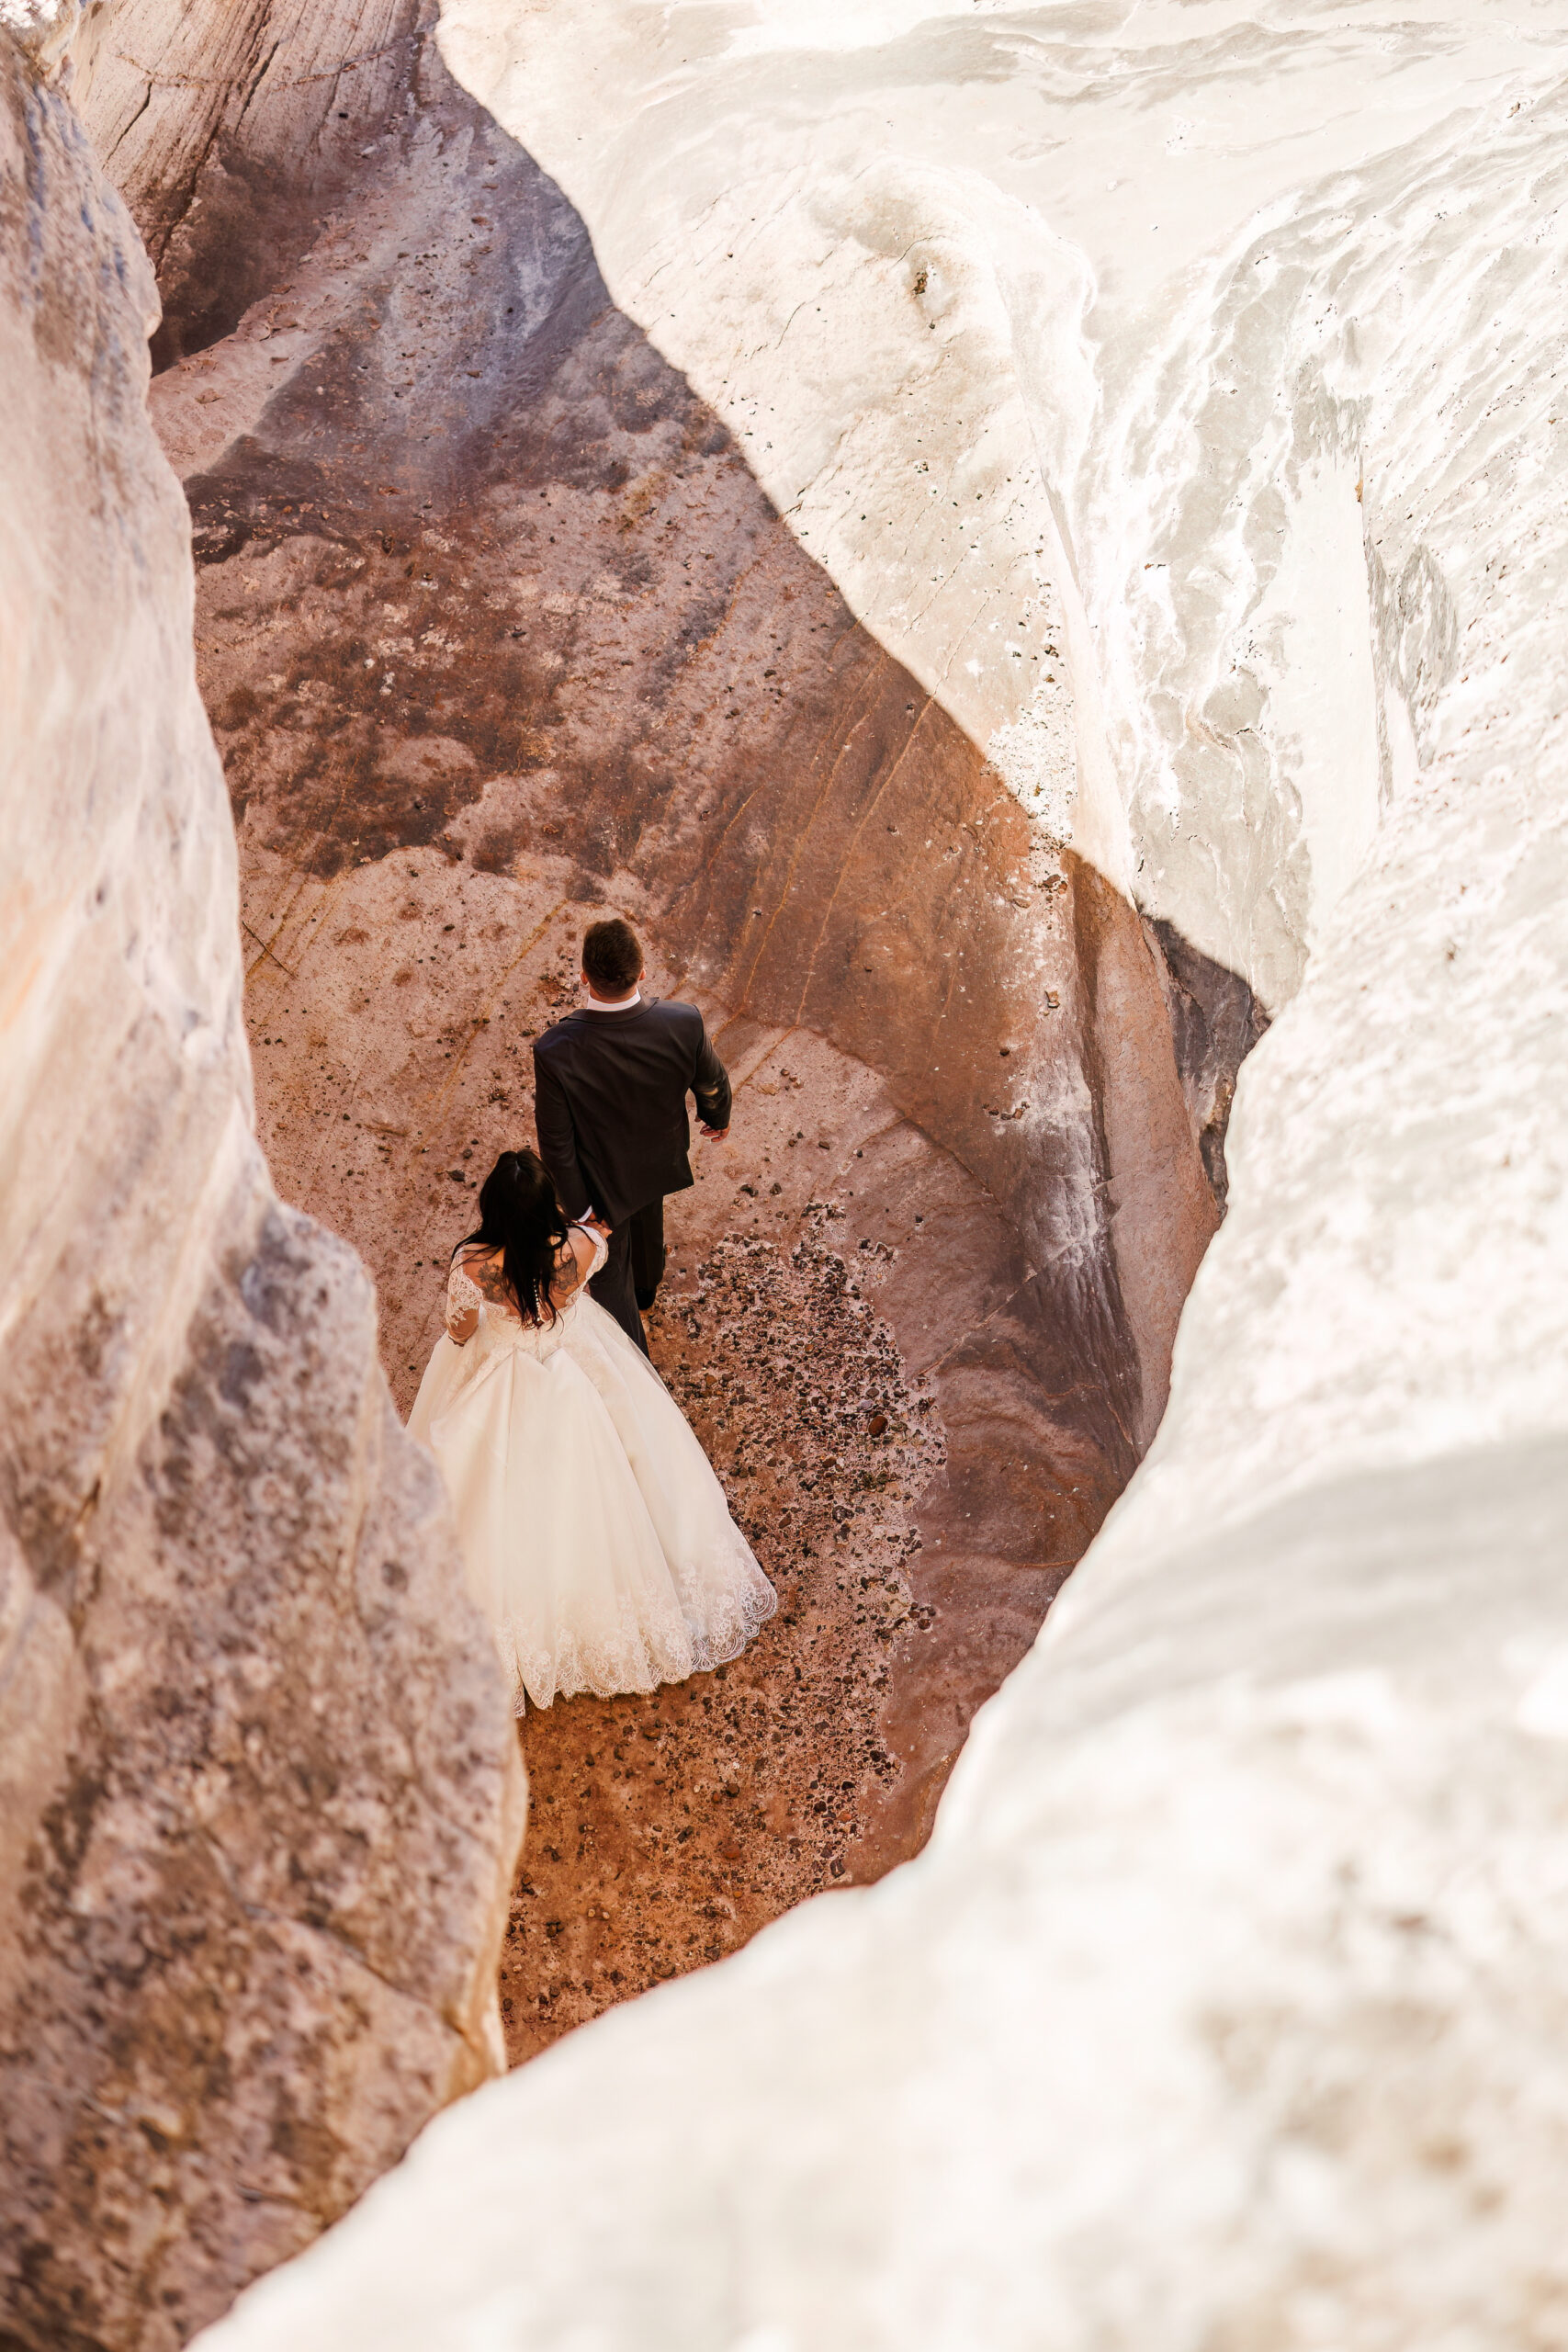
[533,917,731,1353]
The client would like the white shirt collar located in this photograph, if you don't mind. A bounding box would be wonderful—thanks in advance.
[582,988,642,1012]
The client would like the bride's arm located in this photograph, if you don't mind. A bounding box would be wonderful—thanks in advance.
[552,1218,608,1300]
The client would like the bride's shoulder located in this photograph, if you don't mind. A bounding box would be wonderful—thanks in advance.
[452,1244,519,1317]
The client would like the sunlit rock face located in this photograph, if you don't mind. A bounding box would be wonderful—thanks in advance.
[438,0,1540,1014]
[189,1,1568,2345]
[0,29,524,2352]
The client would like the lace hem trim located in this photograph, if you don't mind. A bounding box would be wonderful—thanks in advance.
[495,1537,776,1713]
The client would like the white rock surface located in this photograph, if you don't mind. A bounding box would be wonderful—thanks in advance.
[0,28,524,2350]
[191,2,1568,2345]
[441,0,1568,1009]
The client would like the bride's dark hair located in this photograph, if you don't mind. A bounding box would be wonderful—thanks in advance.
[455,1148,570,1326]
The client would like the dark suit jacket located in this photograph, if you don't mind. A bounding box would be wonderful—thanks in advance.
[532,995,731,1228]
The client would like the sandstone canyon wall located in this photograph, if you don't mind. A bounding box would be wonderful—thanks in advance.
[188,0,1568,2346]
[0,24,524,2352]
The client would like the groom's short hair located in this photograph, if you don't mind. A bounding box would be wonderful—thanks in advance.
[582,917,643,994]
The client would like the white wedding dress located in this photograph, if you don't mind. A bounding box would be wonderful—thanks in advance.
[407,1230,775,1711]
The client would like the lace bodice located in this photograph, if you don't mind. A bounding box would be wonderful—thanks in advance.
[445,1226,608,1343]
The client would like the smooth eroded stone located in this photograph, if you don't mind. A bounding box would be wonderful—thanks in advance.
[0,33,525,2352]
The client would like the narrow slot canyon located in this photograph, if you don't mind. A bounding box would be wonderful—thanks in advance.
[5,3,1566,2349]
[86,7,1253,2059]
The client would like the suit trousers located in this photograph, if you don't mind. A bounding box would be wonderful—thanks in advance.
[588,1198,666,1355]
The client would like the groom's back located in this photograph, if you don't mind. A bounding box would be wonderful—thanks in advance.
[532,996,727,1228]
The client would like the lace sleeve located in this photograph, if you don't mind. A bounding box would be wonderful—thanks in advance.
[576,1223,609,1279]
[446,1261,484,1340]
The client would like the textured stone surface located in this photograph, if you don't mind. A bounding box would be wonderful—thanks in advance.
[71,0,430,373]
[189,2,1568,2345]
[0,32,523,2352]
[66,0,1246,2046]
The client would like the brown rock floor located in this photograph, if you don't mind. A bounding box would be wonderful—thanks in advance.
[502,1220,942,2061]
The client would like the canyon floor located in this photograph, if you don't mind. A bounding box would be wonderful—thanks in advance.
[239,876,1078,2059]
[502,1216,943,2059]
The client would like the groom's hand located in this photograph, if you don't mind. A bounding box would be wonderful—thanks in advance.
[698,1122,729,1141]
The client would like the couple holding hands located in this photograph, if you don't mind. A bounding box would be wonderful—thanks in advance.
[409,919,776,1713]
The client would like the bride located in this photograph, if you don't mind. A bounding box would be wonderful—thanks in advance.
[408,1148,775,1711]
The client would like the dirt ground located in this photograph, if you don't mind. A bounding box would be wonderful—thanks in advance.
[501,1216,943,2059]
